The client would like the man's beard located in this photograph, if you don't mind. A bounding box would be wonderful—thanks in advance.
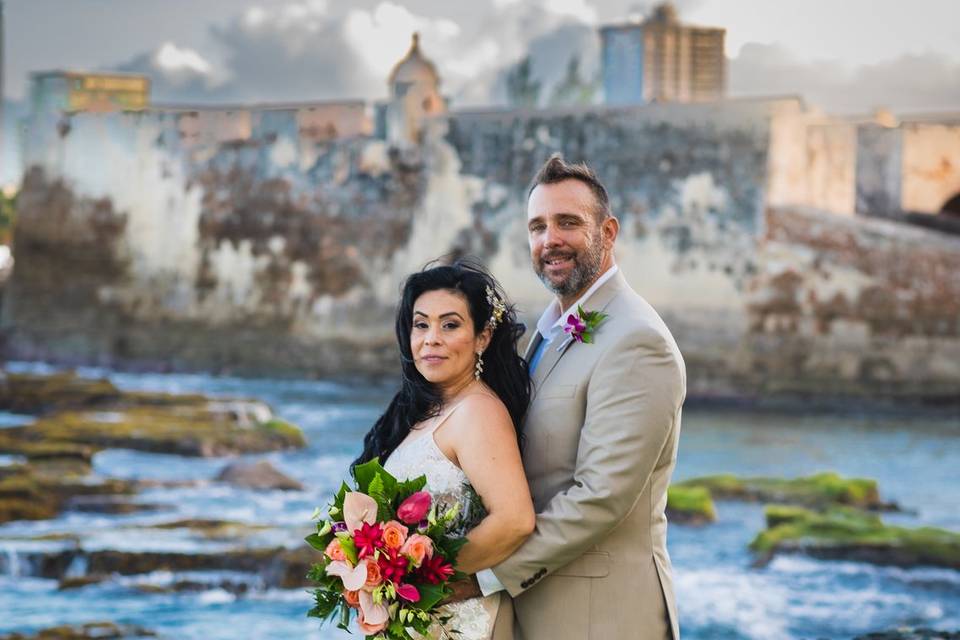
[534,236,605,300]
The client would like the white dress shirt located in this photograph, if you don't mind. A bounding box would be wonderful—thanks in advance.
[476,264,620,597]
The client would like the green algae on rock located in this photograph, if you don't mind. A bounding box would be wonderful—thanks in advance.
[675,471,896,510]
[666,485,717,525]
[0,621,156,640]
[750,505,960,570]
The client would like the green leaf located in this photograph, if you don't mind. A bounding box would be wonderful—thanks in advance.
[305,531,334,552]
[332,481,350,512]
[337,534,359,566]
[410,582,447,610]
[396,475,428,503]
[353,458,399,497]
[307,589,342,621]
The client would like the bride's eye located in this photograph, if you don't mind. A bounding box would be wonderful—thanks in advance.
[413,321,428,330]
[443,321,460,330]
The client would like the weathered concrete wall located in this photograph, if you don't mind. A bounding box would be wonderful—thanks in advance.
[4,97,959,401]
[901,123,960,213]
[803,121,857,215]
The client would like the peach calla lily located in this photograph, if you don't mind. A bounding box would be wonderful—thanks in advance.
[325,560,368,592]
[343,491,378,533]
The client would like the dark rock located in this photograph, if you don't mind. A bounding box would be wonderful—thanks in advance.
[0,621,155,639]
[215,460,303,491]
[853,629,960,640]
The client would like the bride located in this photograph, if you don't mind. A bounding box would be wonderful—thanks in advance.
[353,260,534,640]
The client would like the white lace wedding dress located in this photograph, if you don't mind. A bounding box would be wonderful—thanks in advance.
[384,407,500,640]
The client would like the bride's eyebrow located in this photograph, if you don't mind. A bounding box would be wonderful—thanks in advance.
[413,310,465,320]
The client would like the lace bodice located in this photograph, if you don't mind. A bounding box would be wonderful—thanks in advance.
[383,408,499,640]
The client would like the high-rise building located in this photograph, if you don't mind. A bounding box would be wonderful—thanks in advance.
[601,3,725,105]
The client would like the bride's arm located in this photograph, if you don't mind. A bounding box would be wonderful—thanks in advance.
[441,395,535,575]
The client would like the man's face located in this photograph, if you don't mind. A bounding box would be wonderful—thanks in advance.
[527,179,610,300]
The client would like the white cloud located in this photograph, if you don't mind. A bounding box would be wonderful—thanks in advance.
[542,0,598,24]
[344,2,462,79]
[153,42,213,76]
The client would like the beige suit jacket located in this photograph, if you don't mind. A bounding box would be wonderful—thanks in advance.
[491,270,685,640]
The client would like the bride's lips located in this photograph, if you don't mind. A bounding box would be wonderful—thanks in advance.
[420,355,447,365]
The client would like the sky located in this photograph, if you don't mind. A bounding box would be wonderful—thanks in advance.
[3,0,960,114]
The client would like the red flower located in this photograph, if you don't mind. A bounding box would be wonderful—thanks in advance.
[414,553,454,585]
[354,522,385,559]
[396,583,420,603]
[397,491,432,525]
[377,546,409,583]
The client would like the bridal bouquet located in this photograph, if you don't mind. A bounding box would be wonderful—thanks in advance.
[306,458,469,639]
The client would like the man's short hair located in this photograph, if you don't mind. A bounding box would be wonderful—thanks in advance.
[527,153,612,222]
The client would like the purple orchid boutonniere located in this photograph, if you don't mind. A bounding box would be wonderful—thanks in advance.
[559,305,609,350]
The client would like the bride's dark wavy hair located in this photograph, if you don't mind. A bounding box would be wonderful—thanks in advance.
[353,259,531,468]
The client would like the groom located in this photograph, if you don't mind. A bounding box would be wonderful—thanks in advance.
[475,155,686,639]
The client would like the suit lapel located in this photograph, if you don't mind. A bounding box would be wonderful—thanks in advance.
[532,270,628,389]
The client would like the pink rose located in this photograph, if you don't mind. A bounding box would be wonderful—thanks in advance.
[381,520,409,550]
[400,533,434,567]
[324,539,346,562]
[396,491,432,525]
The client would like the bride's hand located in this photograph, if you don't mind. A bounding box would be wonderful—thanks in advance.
[444,576,483,604]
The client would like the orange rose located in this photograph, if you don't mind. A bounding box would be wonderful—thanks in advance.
[400,533,434,568]
[364,557,383,588]
[342,589,360,608]
[381,520,409,550]
[324,539,347,562]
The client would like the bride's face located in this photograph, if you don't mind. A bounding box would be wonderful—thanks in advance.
[411,289,489,388]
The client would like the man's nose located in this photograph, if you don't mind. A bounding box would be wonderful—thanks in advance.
[543,224,563,248]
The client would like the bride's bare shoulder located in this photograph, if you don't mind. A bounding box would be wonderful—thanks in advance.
[448,392,512,431]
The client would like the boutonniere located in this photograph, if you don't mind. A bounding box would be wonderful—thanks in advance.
[558,305,609,351]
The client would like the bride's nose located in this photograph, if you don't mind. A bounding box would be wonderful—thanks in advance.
[424,326,441,345]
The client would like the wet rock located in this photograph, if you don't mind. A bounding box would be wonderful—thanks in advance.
[148,518,272,540]
[0,463,137,525]
[215,460,303,491]
[0,371,120,415]
[5,545,316,589]
[750,505,960,570]
[132,578,251,596]
[65,496,168,515]
[0,621,155,640]
[57,575,108,590]
[675,472,898,511]
[853,629,960,640]
[666,485,717,525]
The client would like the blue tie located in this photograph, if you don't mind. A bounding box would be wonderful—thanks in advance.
[528,335,550,375]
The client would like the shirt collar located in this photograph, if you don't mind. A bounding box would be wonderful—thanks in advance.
[536,265,619,342]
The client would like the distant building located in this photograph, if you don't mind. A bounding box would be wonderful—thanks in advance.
[601,2,725,105]
[384,33,446,148]
[30,71,150,114]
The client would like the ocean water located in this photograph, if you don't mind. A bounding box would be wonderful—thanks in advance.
[0,362,958,639]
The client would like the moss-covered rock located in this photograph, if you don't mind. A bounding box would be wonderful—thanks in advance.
[750,505,960,570]
[0,371,121,414]
[0,463,137,525]
[666,485,717,525]
[24,402,304,457]
[675,472,896,510]
[0,621,155,640]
